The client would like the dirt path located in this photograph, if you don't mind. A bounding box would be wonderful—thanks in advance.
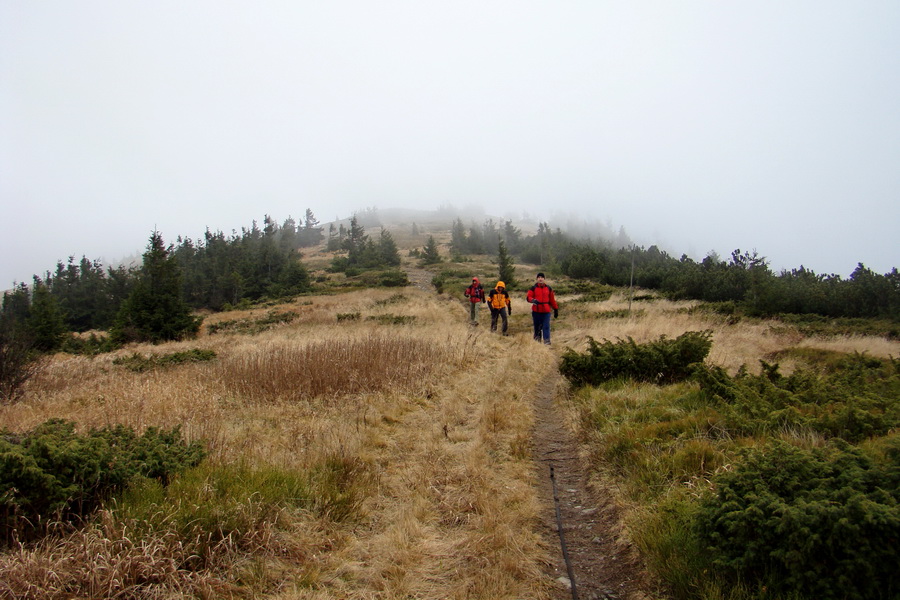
[401,264,654,599]
[403,263,435,292]
[531,375,653,600]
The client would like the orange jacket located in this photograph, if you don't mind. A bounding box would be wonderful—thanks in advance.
[489,287,511,310]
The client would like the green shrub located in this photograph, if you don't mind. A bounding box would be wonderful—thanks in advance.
[336,311,361,322]
[372,293,407,307]
[365,314,416,325]
[118,455,366,540]
[60,332,121,356]
[374,270,409,287]
[207,310,297,335]
[333,268,410,288]
[0,419,205,544]
[431,272,449,294]
[774,313,900,339]
[112,348,217,372]
[431,268,476,294]
[692,301,739,316]
[560,331,713,387]
[692,354,900,442]
[696,440,899,600]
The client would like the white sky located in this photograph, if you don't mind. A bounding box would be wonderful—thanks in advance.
[2,1,898,287]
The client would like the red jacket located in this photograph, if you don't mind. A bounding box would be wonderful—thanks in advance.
[526,283,558,313]
[465,279,485,303]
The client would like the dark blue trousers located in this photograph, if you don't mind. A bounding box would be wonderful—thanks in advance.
[532,311,552,344]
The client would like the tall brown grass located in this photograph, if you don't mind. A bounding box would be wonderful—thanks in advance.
[216,335,446,403]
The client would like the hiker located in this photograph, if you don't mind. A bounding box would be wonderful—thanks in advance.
[464,277,485,324]
[488,280,512,335]
[526,272,559,345]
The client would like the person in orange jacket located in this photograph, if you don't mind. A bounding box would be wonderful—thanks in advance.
[464,277,485,325]
[488,280,512,335]
[526,272,559,344]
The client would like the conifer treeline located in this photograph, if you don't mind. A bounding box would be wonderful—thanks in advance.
[545,242,900,320]
[445,216,898,320]
[1,212,324,342]
[174,213,319,311]
[2,212,898,356]
[328,216,402,274]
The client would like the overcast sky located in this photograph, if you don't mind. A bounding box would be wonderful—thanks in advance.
[2,1,898,287]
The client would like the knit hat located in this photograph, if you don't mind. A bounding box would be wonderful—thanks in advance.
[536,272,545,279]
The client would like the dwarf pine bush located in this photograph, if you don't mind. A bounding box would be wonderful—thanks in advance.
[0,419,205,544]
[696,439,899,600]
[574,348,899,599]
[560,330,713,387]
[112,348,217,372]
[692,353,900,442]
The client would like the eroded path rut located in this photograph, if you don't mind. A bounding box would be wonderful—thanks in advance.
[531,375,652,600]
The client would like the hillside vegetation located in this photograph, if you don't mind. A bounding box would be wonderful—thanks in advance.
[1,213,898,599]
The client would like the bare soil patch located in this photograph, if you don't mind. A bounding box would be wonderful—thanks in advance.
[403,263,435,292]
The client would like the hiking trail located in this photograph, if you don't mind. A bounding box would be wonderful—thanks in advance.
[532,374,652,600]
[403,263,654,599]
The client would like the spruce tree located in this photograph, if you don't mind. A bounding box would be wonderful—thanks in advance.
[1,284,39,402]
[27,282,68,352]
[421,236,442,265]
[303,208,320,229]
[298,208,324,247]
[326,223,341,251]
[111,232,201,344]
[450,218,467,255]
[502,220,522,253]
[377,230,401,267]
[497,240,516,288]
[343,216,368,261]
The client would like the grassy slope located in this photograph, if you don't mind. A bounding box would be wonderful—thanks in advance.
[1,221,898,599]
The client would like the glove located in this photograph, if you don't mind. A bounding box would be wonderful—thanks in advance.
[553,309,558,319]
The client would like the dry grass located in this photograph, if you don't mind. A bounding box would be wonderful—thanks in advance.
[0,505,342,599]
[555,290,900,374]
[3,275,896,599]
[308,336,552,600]
[0,287,553,599]
[216,335,448,403]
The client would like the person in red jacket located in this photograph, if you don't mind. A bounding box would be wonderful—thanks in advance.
[464,277,485,325]
[526,272,559,344]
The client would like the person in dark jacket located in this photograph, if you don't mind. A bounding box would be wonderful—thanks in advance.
[526,272,559,344]
[464,277,485,325]
[488,280,512,335]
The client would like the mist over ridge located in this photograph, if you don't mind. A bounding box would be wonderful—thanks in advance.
[2,201,896,293]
